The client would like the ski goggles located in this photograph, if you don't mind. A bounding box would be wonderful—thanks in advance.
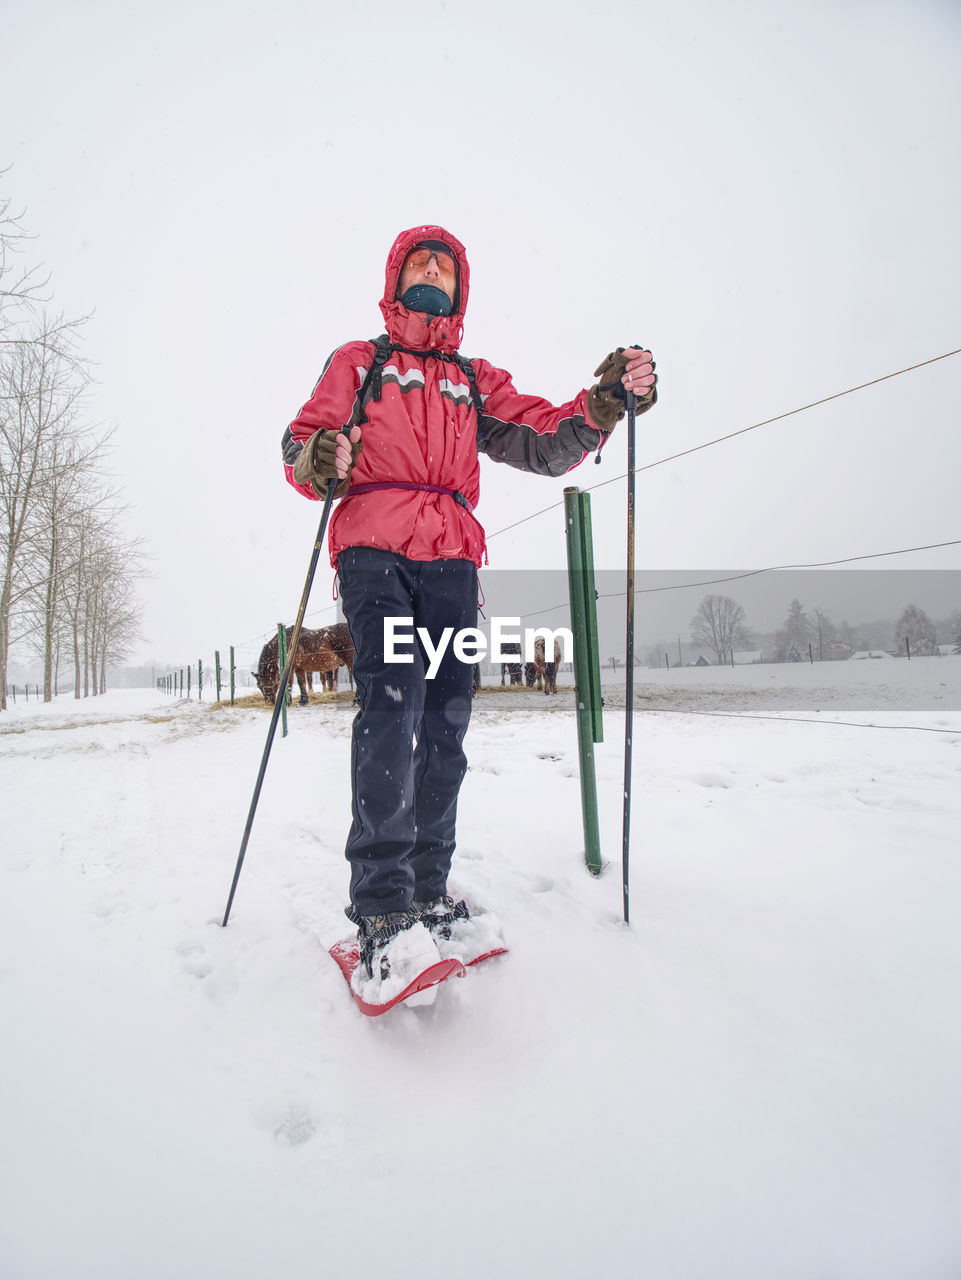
[402,244,457,284]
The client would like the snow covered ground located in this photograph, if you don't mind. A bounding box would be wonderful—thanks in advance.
[2,659,960,1279]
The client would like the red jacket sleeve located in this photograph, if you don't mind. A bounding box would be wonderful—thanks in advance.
[281,342,372,500]
[471,358,606,477]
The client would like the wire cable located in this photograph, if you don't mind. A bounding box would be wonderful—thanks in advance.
[499,535,961,625]
[626,538,961,597]
[633,704,961,735]
[593,346,961,491]
[486,345,961,540]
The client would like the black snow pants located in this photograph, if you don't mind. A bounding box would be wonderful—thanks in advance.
[337,547,478,916]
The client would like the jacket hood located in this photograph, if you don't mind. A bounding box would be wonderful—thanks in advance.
[379,224,469,353]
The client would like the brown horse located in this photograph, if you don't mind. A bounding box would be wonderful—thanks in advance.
[528,636,561,694]
[253,623,354,705]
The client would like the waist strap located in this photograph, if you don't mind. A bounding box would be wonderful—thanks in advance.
[344,481,474,514]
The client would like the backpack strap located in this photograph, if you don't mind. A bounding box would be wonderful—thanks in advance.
[448,351,485,420]
[351,334,393,427]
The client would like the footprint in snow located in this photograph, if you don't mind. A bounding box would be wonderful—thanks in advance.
[691,772,735,789]
[274,1105,316,1147]
[178,943,214,980]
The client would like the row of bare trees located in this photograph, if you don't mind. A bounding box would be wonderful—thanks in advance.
[1,179,143,709]
[686,593,959,665]
[771,598,953,660]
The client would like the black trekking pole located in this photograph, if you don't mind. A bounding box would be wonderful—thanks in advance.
[221,481,338,928]
[622,387,638,925]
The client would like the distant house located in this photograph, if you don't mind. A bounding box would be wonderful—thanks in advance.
[821,641,853,661]
[692,655,711,667]
[850,650,893,660]
[937,644,960,656]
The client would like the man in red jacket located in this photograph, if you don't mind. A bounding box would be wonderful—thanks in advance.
[283,225,656,992]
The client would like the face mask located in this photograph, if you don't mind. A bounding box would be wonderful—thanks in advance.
[398,284,453,317]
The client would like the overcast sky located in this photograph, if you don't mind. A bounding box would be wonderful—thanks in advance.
[5,0,960,671]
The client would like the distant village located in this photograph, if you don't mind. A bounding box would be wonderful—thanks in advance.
[638,643,961,671]
[637,597,961,670]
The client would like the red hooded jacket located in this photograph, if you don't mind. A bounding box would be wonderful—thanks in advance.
[283,225,606,567]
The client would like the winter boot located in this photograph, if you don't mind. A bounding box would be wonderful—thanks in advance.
[349,907,441,983]
[413,895,470,941]
[414,896,506,963]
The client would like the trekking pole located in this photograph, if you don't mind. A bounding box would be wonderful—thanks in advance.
[622,387,638,925]
[221,480,338,927]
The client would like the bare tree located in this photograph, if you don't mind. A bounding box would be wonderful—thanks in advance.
[0,316,89,707]
[643,642,673,669]
[25,450,119,699]
[86,529,145,693]
[690,594,752,665]
[810,607,837,660]
[1,177,48,343]
[1,181,143,704]
[54,503,144,698]
[895,604,938,657]
[1,177,82,360]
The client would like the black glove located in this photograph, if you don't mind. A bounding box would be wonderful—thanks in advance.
[292,428,362,498]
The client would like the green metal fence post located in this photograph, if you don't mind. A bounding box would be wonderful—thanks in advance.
[230,646,236,705]
[564,486,603,877]
[577,487,604,744]
[215,651,222,701]
[199,659,203,701]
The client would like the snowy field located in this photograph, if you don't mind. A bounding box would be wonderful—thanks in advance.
[2,658,960,1279]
